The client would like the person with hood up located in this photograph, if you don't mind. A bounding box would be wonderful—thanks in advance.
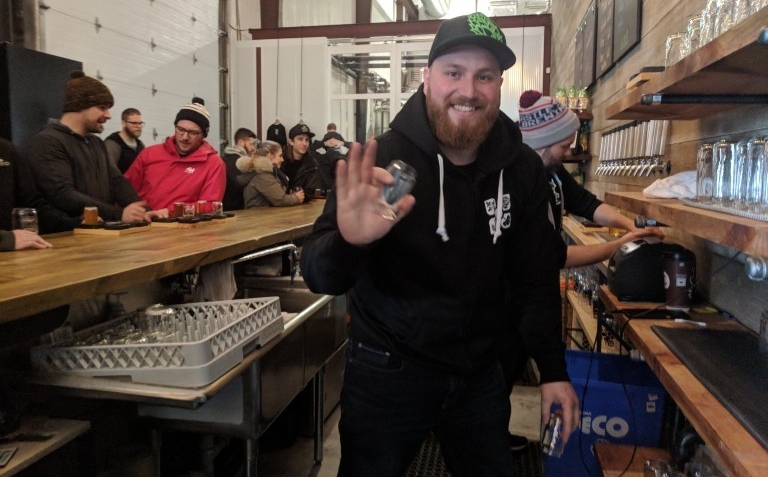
[236,140,305,208]
[125,97,226,213]
[300,12,578,477]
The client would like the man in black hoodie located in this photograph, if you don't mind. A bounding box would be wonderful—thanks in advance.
[301,13,578,477]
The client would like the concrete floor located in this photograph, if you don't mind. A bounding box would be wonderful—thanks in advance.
[256,385,542,476]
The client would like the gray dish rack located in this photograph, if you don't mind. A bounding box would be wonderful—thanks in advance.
[30,297,284,387]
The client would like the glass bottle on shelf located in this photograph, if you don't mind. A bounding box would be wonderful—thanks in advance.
[577,88,590,112]
[555,87,568,107]
[568,86,579,110]
[578,120,590,154]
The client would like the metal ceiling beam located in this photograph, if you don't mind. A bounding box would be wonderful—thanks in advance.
[397,0,419,20]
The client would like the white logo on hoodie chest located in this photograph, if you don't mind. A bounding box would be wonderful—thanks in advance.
[485,193,512,235]
[185,166,196,174]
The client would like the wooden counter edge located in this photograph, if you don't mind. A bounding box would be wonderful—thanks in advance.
[625,319,768,477]
[0,417,90,476]
[593,442,670,477]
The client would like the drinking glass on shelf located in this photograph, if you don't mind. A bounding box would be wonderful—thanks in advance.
[714,0,735,37]
[732,0,751,25]
[664,33,685,68]
[712,140,734,206]
[696,143,714,203]
[700,0,718,46]
[731,139,750,210]
[684,15,702,56]
[745,137,768,213]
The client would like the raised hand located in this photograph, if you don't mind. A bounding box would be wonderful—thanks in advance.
[334,139,415,245]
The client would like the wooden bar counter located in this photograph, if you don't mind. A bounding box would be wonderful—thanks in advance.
[0,202,325,323]
[600,286,768,477]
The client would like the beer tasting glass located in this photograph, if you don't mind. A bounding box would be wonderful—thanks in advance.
[12,207,39,233]
[183,203,196,218]
[376,160,417,220]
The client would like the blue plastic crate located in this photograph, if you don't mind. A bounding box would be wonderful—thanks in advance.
[543,350,667,477]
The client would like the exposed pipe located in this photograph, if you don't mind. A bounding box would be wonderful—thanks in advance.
[641,93,768,105]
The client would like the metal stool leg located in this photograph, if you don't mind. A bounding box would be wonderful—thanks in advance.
[313,368,325,464]
[246,438,258,477]
[150,429,162,477]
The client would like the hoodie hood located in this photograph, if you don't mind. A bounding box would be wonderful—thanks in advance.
[224,144,247,156]
[388,84,525,242]
[236,154,274,174]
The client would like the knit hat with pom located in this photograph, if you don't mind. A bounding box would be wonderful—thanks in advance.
[175,97,211,137]
[518,90,580,150]
[62,71,114,113]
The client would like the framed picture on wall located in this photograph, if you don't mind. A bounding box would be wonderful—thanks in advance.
[582,1,597,87]
[574,21,585,88]
[596,0,614,79]
[613,0,642,63]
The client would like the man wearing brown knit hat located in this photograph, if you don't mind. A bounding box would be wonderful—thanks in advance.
[23,71,151,230]
[125,97,225,214]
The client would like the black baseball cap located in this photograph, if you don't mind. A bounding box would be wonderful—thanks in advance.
[428,12,516,71]
[289,123,315,140]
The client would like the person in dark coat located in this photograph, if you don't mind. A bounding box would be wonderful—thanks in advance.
[22,71,151,229]
[0,138,53,251]
[222,127,259,210]
[104,107,146,173]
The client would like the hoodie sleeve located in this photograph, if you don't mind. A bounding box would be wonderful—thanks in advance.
[0,230,14,251]
[506,149,569,384]
[556,165,602,220]
[300,190,375,295]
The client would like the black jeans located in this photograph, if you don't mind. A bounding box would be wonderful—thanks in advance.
[337,340,514,477]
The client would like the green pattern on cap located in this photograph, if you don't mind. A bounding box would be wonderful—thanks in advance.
[467,12,504,43]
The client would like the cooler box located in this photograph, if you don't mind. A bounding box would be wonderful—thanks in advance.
[543,350,667,477]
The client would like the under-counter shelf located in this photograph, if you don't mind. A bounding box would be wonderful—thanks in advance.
[604,191,768,257]
[566,290,620,354]
[594,442,671,477]
[606,8,768,120]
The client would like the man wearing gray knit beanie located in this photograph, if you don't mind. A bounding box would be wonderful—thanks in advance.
[517,89,662,268]
[125,97,225,214]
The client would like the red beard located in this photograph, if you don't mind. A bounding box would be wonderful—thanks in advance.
[426,91,499,150]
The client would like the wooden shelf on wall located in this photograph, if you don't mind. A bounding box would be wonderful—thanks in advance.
[605,8,768,120]
[604,191,768,257]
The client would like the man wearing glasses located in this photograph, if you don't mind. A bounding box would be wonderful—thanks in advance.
[125,97,226,214]
[104,108,146,173]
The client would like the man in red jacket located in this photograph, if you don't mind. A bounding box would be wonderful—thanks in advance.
[125,97,226,213]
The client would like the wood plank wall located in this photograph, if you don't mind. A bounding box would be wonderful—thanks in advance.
[549,0,768,331]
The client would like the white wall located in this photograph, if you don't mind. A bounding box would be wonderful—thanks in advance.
[40,0,221,148]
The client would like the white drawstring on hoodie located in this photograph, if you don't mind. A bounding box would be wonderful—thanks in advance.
[435,154,505,244]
